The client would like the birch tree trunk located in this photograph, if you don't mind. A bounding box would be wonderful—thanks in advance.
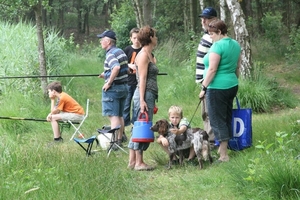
[33,0,48,96]
[131,0,141,28]
[199,0,204,10]
[132,0,144,27]
[220,0,226,21]
[226,0,251,78]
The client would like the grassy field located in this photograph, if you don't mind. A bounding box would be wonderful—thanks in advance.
[1,44,300,199]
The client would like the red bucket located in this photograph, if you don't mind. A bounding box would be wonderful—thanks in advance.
[132,112,154,142]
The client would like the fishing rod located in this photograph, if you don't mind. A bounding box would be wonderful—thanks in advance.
[0,72,168,79]
[0,116,47,122]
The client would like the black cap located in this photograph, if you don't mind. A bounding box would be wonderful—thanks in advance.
[97,30,117,40]
[199,7,217,18]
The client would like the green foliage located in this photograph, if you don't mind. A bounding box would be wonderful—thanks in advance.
[153,0,187,41]
[225,129,300,199]
[237,61,298,113]
[255,12,289,62]
[261,12,287,43]
[1,25,300,200]
[0,21,73,95]
[110,1,137,50]
[286,25,300,64]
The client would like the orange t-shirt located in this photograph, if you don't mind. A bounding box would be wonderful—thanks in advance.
[56,92,84,115]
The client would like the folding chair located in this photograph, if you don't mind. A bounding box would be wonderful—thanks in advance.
[73,135,98,156]
[97,125,128,157]
[69,99,89,141]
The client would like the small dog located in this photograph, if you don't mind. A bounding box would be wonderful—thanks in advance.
[151,119,213,169]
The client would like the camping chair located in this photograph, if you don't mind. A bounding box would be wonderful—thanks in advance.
[97,125,128,157]
[68,99,90,141]
[73,135,98,156]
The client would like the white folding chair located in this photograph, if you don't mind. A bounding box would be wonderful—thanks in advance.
[69,99,89,141]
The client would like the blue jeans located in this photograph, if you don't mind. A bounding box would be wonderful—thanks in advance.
[102,83,128,117]
[123,84,136,126]
[128,89,157,151]
[206,85,238,141]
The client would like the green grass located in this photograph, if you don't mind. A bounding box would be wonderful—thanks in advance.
[1,27,300,199]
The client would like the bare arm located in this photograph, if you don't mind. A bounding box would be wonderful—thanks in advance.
[47,98,59,121]
[135,51,149,113]
[169,125,187,135]
[199,52,220,99]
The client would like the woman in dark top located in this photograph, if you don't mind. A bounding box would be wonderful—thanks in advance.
[127,26,159,171]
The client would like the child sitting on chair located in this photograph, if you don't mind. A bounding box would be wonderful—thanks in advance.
[46,81,85,143]
[157,105,195,164]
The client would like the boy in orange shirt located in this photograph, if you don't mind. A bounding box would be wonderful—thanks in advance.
[46,81,84,142]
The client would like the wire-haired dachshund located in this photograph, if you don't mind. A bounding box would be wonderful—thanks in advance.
[151,119,213,169]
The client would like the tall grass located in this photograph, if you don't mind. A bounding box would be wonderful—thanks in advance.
[0,23,300,199]
[0,21,71,95]
[224,131,300,199]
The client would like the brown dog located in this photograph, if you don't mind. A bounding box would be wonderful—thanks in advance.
[151,119,213,169]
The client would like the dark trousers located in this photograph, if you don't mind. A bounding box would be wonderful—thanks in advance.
[123,84,136,126]
[206,85,238,141]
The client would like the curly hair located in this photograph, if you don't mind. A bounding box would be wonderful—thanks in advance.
[137,25,156,47]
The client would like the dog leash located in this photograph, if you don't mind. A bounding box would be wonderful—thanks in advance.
[187,99,202,127]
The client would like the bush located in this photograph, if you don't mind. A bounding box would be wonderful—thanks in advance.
[238,61,298,113]
[110,1,137,50]
[225,131,300,199]
[286,25,300,64]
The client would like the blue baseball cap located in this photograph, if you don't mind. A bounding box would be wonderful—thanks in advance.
[199,7,217,18]
[97,30,117,40]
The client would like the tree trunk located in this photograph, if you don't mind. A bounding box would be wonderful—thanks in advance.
[199,0,204,10]
[131,0,139,28]
[241,0,253,37]
[143,0,152,26]
[226,0,251,78]
[33,1,48,97]
[184,0,188,33]
[254,0,263,33]
[83,6,90,35]
[76,0,83,33]
[190,0,198,32]
[58,8,64,35]
[131,0,144,27]
[220,0,226,21]
[49,0,55,27]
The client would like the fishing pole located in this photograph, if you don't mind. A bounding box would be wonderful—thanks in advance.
[0,73,168,79]
[0,116,80,123]
[0,116,47,122]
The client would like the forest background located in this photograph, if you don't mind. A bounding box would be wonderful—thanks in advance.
[0,0,300,199]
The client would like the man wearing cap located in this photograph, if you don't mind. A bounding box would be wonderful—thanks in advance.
[97,30,128,148]
[196,7,217,148]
